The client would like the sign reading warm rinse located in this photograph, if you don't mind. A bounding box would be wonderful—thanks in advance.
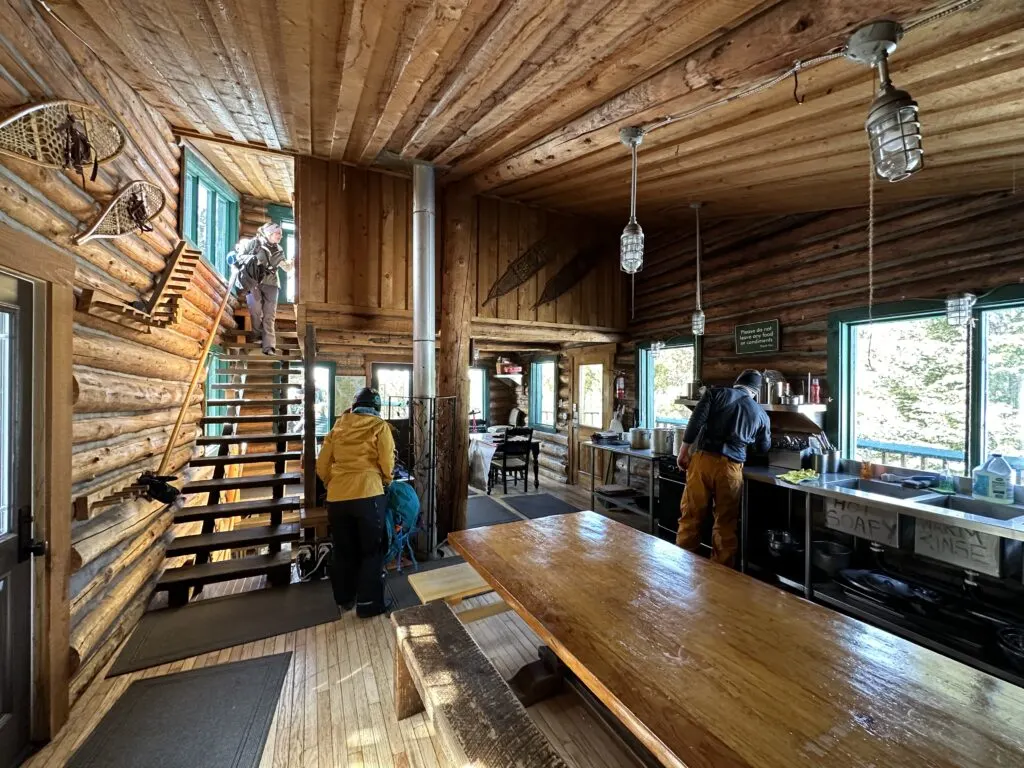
[734,319,779,355]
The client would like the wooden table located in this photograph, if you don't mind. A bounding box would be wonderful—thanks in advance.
[449,511,1024,768]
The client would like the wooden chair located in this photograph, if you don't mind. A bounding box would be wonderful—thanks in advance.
[392,602,567,767]
[488,427,533,494]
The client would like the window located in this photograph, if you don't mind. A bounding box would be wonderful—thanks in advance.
[578,363,604,429]
[182,147,239,277]
[529,358,557,430]
[313,364,335,436]
[334,375,366,417]
[831,287,1024,479]
[267,204,296,303]
[639,344,696,428]
[372,363,412,419]
[979,304,1024,474]
[469,367,488,427]
[0,308,10,536]
[849,316,967,474]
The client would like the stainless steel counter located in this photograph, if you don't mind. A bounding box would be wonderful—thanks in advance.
[743,465,1024,543]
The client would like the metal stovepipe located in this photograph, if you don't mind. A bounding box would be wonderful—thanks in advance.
[411,163,437,551]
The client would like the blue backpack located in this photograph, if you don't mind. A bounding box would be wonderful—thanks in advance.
[385,482,420,564]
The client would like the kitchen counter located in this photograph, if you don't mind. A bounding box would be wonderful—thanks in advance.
[743,465,1024,543]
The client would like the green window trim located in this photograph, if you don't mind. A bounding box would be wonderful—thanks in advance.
[182,145,240,280]
[529,356,558,433]
[267,204,295,303]
[636,336,701,430]
[468,366,489,426]
[827,285,1024,473]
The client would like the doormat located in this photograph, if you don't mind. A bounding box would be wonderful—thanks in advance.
[467,495,521,528]
[502,493,581,520]
[109,581,337,676]
[386,555,465,610]
[68,654,291,768]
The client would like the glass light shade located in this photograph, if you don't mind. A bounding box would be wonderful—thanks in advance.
[866,86,923,182]
[620,221,644,274]
[946,293,975,326]
[691,309,705,336]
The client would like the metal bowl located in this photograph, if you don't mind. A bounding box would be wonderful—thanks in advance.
[812,540,853,576]
[766,529,803,558]
[997,627,1024,674]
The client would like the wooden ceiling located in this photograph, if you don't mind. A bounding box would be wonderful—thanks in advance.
[188,138,294,205]
[45,0,1024,220]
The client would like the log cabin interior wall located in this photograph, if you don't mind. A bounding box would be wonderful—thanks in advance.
[632,191,1024,389]
[0,0,232,727]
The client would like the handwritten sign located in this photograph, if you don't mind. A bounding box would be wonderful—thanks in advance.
[914,520,1003,577]
[825,498,899,547]
[735,319,779,355]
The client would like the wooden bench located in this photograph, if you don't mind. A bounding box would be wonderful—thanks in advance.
[392,602,568,768]
[407,562,511,623]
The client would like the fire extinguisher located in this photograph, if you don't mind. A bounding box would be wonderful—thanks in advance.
[614,372,626,402]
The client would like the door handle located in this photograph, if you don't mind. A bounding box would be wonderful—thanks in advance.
[16,505,47,561]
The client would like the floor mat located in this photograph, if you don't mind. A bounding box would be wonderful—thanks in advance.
[68,654,291,768]
[467,495,522,528]
[386,555,465,610]
[109,581,338,676]
[502,493,581,520]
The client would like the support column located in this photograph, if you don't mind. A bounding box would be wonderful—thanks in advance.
[412,164,437,549]
[438,183,477,537]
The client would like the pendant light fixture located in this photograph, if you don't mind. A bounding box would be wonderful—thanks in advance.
[946,293,976,326]
[619,126,645,274]
[691,202,705,336]
[845,20,923,182]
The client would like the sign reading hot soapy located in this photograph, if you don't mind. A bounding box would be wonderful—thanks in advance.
[824,498,899,547]
[734,319,779,355]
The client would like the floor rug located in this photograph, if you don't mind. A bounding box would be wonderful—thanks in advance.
[502,492,581,520]
[386,555,465,610]
[467,495,521,528]
[109,581,337,676]
[69,654,291,768]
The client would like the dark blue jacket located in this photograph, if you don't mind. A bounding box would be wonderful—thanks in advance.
[683,387,771,463]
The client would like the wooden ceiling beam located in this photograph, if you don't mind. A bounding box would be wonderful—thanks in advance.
[310,0,356,159]
[356,0,473,164]
[510,25,1024,206]
[465,0,941,192]
[433,0,775,171]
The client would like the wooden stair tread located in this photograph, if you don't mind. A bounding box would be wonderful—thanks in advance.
[206,398,302,407]
[223,341,302,350]
[218,355,305,363]
[166,524,301,556]
[174,496,301,523]
[197,432,303,445]
[189,451,301,467]
[156,551,293,589]
[209,383,301,391]
[214,372,304,380]
[183,471,301,493]
[200,414,300,424]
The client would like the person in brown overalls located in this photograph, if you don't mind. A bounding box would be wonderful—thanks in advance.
[676,370,770,567]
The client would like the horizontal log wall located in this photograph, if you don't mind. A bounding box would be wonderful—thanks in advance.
[0,0,230,711]
[631,192,1024,387]
[240,195,271,239]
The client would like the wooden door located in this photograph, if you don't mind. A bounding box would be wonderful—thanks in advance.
[0,275,33,767]
[570,345,616,486]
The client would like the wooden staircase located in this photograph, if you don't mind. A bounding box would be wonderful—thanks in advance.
[154,319,307,606]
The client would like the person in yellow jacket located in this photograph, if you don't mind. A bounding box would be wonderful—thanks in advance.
[316,387,395,618]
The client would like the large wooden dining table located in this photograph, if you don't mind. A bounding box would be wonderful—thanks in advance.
[448,511,1024,768]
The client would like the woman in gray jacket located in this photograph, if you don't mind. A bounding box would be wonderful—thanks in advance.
[238,222,293,354]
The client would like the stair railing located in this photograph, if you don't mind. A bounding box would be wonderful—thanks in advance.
[302,322,318,513]
[157,268,239,476]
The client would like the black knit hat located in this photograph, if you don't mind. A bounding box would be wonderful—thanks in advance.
[353,387,382,412]
[734,369,763,393]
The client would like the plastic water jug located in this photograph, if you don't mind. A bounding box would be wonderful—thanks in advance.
[972,454,1016,505]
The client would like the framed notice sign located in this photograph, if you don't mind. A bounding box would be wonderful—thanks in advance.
[734,319,779,355]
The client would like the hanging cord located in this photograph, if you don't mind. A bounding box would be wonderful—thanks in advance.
[865,140,877,372]
[964,321,973,471]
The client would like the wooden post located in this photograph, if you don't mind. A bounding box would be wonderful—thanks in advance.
[438,184,477,535]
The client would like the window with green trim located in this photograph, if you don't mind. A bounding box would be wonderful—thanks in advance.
[469,367,488,427]
[829,286,1024,478]
[638,341,697,429]
[529,358,557,431]
[182,148,239,277]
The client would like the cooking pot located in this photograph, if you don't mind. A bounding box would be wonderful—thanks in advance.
[629,428,650,450]
[682,382,701,400]
[673,427,688,453]
[652,428,674,455]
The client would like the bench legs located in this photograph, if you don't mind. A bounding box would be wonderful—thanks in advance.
[394,644,425,720]
[508,646,564,707]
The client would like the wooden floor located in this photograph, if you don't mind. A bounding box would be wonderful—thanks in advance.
[26,481,642,768]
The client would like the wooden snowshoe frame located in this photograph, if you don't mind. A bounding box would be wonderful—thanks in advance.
[0,99,125,170]
[74,180,166,245]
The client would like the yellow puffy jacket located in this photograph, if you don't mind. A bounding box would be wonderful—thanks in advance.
[315,412,396,502]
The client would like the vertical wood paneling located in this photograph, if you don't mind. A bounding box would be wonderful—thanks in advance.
[379,176,395,308]
[393,177,410,311]
[477,199,499,320]
[497,203,517,321]
[366,173,381,307]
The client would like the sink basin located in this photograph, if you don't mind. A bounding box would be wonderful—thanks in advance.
[918,494,1024,522]
[826,478,936,500]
